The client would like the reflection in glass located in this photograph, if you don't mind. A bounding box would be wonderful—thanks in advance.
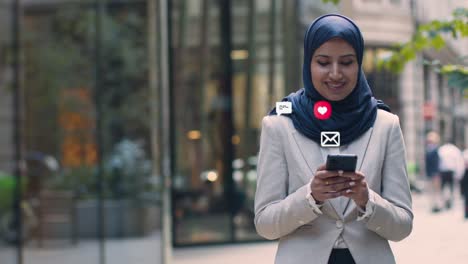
[172,0,287,245]
[8,1,162,263]
[364,48,400,116]
[0,1,18,264]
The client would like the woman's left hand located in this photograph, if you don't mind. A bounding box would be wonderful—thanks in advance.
[339,170,369,209]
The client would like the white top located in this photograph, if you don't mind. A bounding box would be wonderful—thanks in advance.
[438,143,465,180]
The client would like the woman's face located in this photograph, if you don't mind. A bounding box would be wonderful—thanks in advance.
[310,38,359,101]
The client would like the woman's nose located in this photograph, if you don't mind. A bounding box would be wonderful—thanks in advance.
[329,63,343,79]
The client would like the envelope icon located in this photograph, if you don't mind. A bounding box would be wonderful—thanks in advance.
[321,131,340,147]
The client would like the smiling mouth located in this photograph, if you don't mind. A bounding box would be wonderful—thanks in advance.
[326,82,346,90]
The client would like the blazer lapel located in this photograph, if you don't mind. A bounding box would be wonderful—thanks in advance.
[342,126,374,217]
[291,130,323,184]
[291,128,342,220]
[343,127,374,173]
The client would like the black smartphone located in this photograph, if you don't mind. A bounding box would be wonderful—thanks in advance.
[326,154,357,172]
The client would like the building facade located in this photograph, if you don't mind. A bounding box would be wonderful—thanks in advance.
[0,1,466,263]
[164,0,467,247]
[0,1,162,264]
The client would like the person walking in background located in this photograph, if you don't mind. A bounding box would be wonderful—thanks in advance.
[254,14,413,264]
[425,131,442,213]
[438,142,465,210]
[460,149,468,219]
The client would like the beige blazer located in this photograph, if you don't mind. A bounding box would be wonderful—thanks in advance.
[254,109,413,264]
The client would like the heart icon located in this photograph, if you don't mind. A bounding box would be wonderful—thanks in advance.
[314,101,332,120]
[317,106,327,115]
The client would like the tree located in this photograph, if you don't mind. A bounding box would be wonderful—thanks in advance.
[321,1,467,90]
[378,8,468,90]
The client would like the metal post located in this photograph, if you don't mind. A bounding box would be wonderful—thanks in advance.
[157,0,173,262]
[219,0,235,242]
[12,0,23,263]
[243,0,255,160]
[267,0,276,107]
[148,0,170,263]
[282,0,300,94]
[94,0,106,263]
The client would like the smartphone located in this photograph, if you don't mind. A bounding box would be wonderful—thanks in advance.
[326,154,357,172]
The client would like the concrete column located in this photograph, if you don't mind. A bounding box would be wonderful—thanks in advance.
[399,57,424,177]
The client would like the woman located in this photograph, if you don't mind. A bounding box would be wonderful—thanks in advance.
[425,131,441,213]
[254,14,413,264]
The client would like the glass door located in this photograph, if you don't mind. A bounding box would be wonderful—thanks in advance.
[0,1,20,263]
[16,1,161,263]
[171,0,289,246]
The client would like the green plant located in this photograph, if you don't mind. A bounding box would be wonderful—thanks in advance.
[378,8,468,90]
[0,172,27,213]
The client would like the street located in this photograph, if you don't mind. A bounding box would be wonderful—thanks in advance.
[174,191,468,264]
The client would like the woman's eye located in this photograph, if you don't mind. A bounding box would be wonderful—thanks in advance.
[317,61,329,66]
[341,61,354,66]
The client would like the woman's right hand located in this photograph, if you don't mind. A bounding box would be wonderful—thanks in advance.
[310,164,356,203]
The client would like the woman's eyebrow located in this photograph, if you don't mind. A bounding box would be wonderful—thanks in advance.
[314,54,356,58]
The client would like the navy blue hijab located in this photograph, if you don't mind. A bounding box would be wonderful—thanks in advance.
[270,14,390,145]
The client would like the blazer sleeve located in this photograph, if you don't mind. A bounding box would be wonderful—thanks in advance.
[364,115,414,241]
[254,116,320,240]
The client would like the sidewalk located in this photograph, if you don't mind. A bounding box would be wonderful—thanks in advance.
[0,231,162,264]
[174,192,468,264]
[1,191,466,263]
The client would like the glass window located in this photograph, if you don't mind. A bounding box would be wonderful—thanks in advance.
[171,0,288,245]
[364,47,400,117]
[0,1,19,263]
[9,1,161,263]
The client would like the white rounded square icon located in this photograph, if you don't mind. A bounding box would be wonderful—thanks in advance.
[321,131,340,147]
[276,102,292,116]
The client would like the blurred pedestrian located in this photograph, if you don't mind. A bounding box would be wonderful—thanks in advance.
[254,14,413,264]
[425,131,442,213]
[438,142,465,209]
[460,149,468,219]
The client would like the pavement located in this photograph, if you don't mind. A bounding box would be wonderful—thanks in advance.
[1,191,467,264]
[0,232,162,264]
[173,191,468,264]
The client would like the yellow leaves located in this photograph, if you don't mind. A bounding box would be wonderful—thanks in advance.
[59,87,97,168]
[61,136,97,167]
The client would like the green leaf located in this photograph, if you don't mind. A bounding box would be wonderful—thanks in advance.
[430,21,443,30]
[400,45,416,60]
[377,7,467,75]
[454,20,468,37]
[413,35,429,50]
[446,72,468,89]
[441,64,468,74]
[431,35,446,50]
[453,7,468,18]
[438,64,468,90]
[419,24,432,31]
[321,0,341,4]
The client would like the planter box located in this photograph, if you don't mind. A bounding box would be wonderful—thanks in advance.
[77,199,161,238]
[42,199,160,239]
